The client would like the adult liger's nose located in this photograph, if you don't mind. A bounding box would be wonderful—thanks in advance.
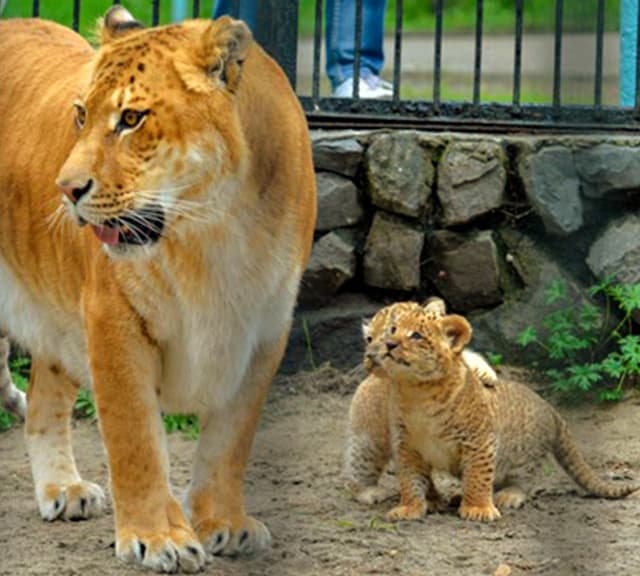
[56,177,94,204]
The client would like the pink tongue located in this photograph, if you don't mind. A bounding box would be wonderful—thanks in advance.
[91,224,120,246]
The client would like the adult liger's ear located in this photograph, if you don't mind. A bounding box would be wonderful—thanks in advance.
[176,17,252,93]
[438,315,472,354]
[99,6,144,45]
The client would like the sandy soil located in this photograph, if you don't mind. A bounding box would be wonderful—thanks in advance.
[1,365,640,576]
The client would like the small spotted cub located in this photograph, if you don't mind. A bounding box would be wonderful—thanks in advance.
[371,310,637,522]
[343,299,497,505]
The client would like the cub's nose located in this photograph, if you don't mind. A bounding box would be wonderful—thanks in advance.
[385,341,398,352]
[57,178,94,204]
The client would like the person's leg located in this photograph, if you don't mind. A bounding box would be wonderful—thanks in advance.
[326,0,389,95]
[213,0,257,30]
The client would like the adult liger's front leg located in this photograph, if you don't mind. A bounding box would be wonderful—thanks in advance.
[26,359,105,520]
[187,335,288,557]
[86,296,205,573]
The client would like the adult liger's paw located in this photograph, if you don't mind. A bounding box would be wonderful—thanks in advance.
[38,481,105,521]
[116,527,206,574]
[196,515,271,557]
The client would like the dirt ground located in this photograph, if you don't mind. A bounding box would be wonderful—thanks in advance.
[1,365,640,576]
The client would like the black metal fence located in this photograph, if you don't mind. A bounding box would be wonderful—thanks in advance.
[3,0,639,132]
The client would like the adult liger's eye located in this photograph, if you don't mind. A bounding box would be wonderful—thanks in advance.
[409,332,424,340]
[118,109,148,132]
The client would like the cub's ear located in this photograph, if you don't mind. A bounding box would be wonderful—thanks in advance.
[422,296,446,317]
[438,315,472,354]
[175,17,252,93]
[100,6,144,44]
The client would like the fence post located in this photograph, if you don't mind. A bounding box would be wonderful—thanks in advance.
[255,0,299,89]
[620,0,638,106]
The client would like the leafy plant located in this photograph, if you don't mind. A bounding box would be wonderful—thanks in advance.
[486,352,503,367]
[163,414,199,440]
[0,357,29,432]
[517,277,640,402]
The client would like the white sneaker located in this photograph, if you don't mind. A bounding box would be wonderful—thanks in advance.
[332,75,393,99]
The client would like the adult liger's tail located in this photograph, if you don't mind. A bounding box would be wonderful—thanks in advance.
[552,415,637,499]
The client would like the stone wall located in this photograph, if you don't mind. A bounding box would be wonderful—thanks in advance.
[281,131,640,374]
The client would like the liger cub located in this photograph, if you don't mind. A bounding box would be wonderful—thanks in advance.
[0,7,315,573]
[371,310,638,522]
[343,298,497,505]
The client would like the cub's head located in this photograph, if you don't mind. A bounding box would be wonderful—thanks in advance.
[56,7,252,258]
[371,311,472,384]
[362,298,448,374]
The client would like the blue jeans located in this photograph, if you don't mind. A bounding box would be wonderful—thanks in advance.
[325,0,387,90]
[213,0,257,29]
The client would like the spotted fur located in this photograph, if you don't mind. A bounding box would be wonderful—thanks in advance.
[344,298,497,504]
[374,311,638,523]
[0,7,315,572]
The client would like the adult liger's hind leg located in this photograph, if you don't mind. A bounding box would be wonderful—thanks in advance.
[187,334,288,558]
[0,334,26,418]
[26,359,105,520]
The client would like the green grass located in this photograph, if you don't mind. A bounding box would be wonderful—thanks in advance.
[0,357,29,432]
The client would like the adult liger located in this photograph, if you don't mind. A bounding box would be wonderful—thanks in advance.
[0,7,316,573]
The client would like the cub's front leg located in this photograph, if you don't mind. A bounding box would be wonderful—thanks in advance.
[85,289,205,573]
[186,334,288,558]
[458,439,501,522]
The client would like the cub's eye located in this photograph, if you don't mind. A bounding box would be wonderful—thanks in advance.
[389,326,397,335]
[117,109,147,132]
[409,332,424,341]
[366,336,373,343]
[74,104,86,130]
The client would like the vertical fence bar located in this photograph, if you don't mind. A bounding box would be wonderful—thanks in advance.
[594,0,605,107]
[620,0,638,105]
[312,0,323,103]
[392,0,403,103]
[352,0,363,98]
[433,0,443,109]
[229,0,240,19]
[31,0,39,17]
[636,1,640,109]
[473,0,484,107]
[192,0,200,18]
[512,0,524,107]
[553,0,564,110]
[72,0,80,31]
[593,0,604,108]
[152,0,160,25]
[255,0,299,89]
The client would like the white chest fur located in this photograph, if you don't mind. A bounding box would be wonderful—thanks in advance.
[142,235,301,415]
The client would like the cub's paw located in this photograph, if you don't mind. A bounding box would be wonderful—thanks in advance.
[386,502,427,522]
[458,502,501,522]
[38,481,105,521]
[354,486,396,505]
[196,515,271,557]
[494,486,526,509]
[116,527,206,574]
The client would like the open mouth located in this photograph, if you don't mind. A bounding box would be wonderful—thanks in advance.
[90,204,165,246]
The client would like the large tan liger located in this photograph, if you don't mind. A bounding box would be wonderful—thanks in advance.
[0,7,315,573]
[372,311,637,523]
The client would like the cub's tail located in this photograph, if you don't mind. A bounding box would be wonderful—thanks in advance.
[552,415,637,499]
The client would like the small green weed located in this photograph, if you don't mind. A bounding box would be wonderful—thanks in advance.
[517,277,640,402]
[74,388,97,419]
[486,352,503,367]
[0,357,29,432]
[163,414,200,440]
